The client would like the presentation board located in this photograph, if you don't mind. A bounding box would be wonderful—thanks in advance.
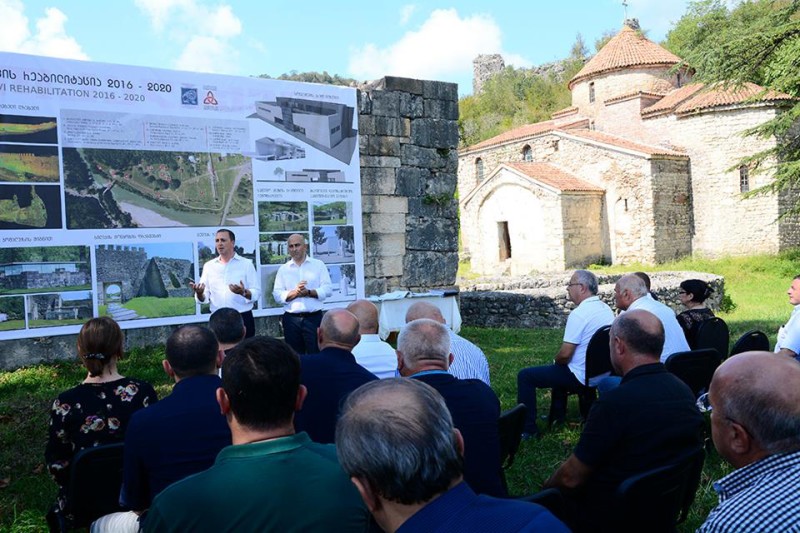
[0,52,363,340]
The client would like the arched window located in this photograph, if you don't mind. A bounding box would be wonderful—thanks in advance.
[589,82,595,103]
[739,166,749,193]
[522,145,532,161]
[475,158,485,182]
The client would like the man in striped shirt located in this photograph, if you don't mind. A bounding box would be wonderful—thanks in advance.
[698,351,800,532]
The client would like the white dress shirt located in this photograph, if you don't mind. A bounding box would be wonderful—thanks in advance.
[628,294,690,362]
[272,255,332,313]
[196,253,260,313]
[351,334,397,379]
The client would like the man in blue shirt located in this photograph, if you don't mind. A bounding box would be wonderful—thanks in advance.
[336,379,569,533]
[698,351,800,532]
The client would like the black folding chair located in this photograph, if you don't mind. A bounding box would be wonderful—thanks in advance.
[49,442,126,532]
[498,403,528,495]
[611,447,706,533]
[665,349,722,398]
[695,317,730,360]
[729,329,770,356]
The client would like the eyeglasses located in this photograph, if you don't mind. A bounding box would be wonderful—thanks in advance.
[678,290,688,295]
[566,283,582,288]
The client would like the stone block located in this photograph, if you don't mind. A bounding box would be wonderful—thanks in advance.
[401,144,448,169]
[371,90,401,117]
[360,155,401,169]
[363,135,402,157]
[357,90,371,115]
[362,195,408,214]
[381,76,425,94]
[399,92,424,118]
[406,217,459,252]
[410,118,459,149]
[396,167,431,196]
[403,251,458,286]
[423,172,457,197]
[422,80,458,101]
[364,212,406,234]
[357,116,410,137]
[364,232,406,257]
[424,98,459,120]
[371,254,404,278]
[407,197,458,219]
[365,278,387,297]
[360,167,397,195]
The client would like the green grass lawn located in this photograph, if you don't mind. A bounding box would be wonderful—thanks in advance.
[0,251,796,531]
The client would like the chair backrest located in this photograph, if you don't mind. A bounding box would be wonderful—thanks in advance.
[729,329,770,357]
[612,447,706,533]
[584,325,613,386]
[665,349,722,398]
[498,403,528,469]
[694,317,730,360]
[65,442,125,528]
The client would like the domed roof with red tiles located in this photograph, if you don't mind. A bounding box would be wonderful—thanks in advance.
[568,24,682,89]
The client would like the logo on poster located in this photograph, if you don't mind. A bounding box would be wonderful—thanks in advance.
[203,90,218,106]
[181,88,198,105]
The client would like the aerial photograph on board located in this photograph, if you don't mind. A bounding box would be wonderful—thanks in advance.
[62,148,254,229]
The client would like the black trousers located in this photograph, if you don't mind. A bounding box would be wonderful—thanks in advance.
[281,310,322,354]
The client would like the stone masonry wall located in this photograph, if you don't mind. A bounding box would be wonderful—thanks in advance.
[0,76,461,370]
[460,271,724,328]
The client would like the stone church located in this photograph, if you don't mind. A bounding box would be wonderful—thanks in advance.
[458,20,800,275]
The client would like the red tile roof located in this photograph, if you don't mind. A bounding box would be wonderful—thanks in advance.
[464,118,588,152]
[563,130,687,157]
[569,25,682,89]
[551,106,579,119]
[503,162,604,192]
[642,82,795,117]
[605,90,667,105]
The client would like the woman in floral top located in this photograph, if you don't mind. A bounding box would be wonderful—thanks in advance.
[45,317,158,524]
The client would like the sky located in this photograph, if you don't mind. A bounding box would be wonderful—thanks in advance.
[0,0,692,96]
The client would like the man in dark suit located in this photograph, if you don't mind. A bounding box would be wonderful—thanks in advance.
[294,309,378,443]
[397,318,506,497]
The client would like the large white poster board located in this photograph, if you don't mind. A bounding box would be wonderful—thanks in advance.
[0,52,363,341]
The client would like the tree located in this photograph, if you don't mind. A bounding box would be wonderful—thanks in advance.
[666,0,800,212]
[312,226,327,254]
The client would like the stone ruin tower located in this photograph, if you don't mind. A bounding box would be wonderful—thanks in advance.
[472,54,505,95]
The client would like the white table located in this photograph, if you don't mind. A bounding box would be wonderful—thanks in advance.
[374,294,461,340]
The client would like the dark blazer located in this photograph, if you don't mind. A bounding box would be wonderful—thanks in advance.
[413,371,506,497]
[296,347,378,443]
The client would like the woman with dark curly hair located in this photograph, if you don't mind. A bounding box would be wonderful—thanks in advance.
[676,279,715,348]
[45,317,157,526]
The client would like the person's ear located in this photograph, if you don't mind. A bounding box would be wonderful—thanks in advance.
[351,477,380,513]
[216,387,231,415]
[162,360,175,379]
[727,421,753,456]
[454,428,465,458]
[296,384,308,411]
[448,353,455,367]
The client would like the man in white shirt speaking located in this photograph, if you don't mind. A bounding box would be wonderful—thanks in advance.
[191,229,260,338]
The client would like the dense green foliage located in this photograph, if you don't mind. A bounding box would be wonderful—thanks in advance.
[257,71,357,86]
[664,0,800,211]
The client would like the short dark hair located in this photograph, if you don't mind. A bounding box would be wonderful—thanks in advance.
[216,228,235,242]
[680,279,712,304]
[613,312,664,358]
[165,325,219,378]
[633,271,651,291]
[209,307,245,344]
[336,379,463,505]
[222,336,300,430]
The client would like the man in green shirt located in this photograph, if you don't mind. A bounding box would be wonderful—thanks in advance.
[144,336,370,532]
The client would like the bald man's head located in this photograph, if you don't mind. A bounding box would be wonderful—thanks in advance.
[710,351,800,463]
[346,299,379,334]
[318,309,361,350]
[405,301,445,324]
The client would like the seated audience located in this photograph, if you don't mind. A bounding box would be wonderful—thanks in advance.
[347,299,397,378]
[774,274,800,362]
[45,317,157,528]
[336,379,569,532]
[145,336,370,532]
[676,279,715,348]
[698,351,800,532]
[294,309,378,443]
[398,318,506,497]
[633,271,659,300]
[92,325,231,532]
[543,310,704,532]
[406,301,491,384]
[208,307,246,359]
[518,270,614,436]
